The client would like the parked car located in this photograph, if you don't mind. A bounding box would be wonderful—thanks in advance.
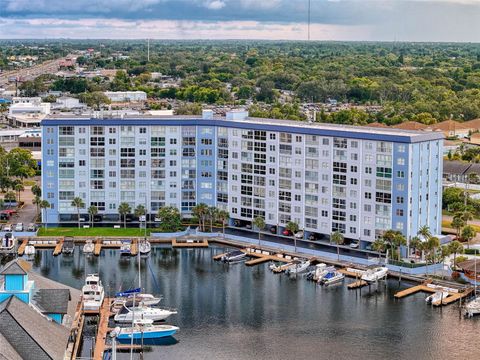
[15,223,24,232]
[3,224,12,232]
[308,233,319,241]
[245,223,252,229]
[282,229,293,236]
[27,223,37,232]
[233,220,242,227]
[294,231,304,239]
[269,226,277,234]
[350,240,360,249]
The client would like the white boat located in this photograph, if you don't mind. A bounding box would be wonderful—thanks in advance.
[425,291,449,304]
[139,240,151,255]
[82,274,105,312]
[120,241,132,256]
[112,293,162,311]
[114,304,177,323]
[320,270,345,286]
[24,244,36,256]
[269,262,283,271]
[285,260,311,275]
[83,240,94,254]
[361,266,388,283]
[314,263,336,283]
[465,298,480,317]
[113,319,179,342]
[0,233,15,253]
[221,250,246,262]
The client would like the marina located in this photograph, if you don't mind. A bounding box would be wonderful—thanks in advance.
[6,238,475,360]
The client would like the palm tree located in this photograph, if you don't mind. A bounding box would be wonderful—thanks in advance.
[372,238,386,263]
[118,202,131,229]
[39,200,50,229]
[448,240,464,269]
[418,225,431,241]
[33,195,41,221]
[208,206,218,232]
[461,225,477,249]
[134,204,146,229]
[382,230,405,261]
[31,184,41,198]
[439,245,451,279]
[331,231,344,261]
[409,236,421,260]
[71,197,85,228]
[192,203,208,232]
[253,216,265,247]
[286,221,300,251]
[217,210,229,239]
[14,183,24,203]
[451,215,465,239]
[427,236,440,265]
[88,205,98,228]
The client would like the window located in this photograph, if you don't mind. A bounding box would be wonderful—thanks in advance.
[365,192,372,200]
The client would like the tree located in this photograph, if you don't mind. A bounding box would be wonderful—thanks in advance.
[426,236,440,265]
[217,209,229,239]
[448,240,464,269]
[33,195,41,220]
[207,206,218,232]
[372,238,386,263]
[71,197,85,228]
[461,225,477,249]
[134,204,146,230]
[15,183,24,203]
[118,202,132,229]
[31,184,41,198]
[192,203,209,232]
[439,245,451,279]
[156,206,181,232]
[253,216,266,247]
[331,231,345,261]
[382,230,406,261]
[79,91,111,110]
[5,148,37,180]
[286,221,299,235]
[409,236,421,259]
[451,214,466,239]
[39,200,50,229]
[88,205,98,228]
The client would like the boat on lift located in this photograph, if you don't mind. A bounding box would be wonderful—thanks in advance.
[0,232,16,253]
[113,319,179,342]
[319,270,345,286]
[285,260,311,275]
[62,237,75,255]
[120,240,132,256]
[82,274,105,311]
[465,298,480,317]
[221,250,246,262]
[361,266,388,283]
[139,240,151,255]
[24,242,36,257]
[314,263,336,283]
[83,240,94,254]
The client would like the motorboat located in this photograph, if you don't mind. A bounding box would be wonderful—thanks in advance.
[465,298,480,318]
[113,319,179,342]
[83,240,94,254]
[221,250,246,262]
[120,240,132,256]
[24,243,36,257]
[82,274,105,311]
[139,240,151,255]
[269,262,282,271]
[319,270,345,286]
[62,237,75,254]
[314,263,336,283]
[0,232,15,253]
[114,304,177,323]
[285,260,311,275]
[361,266,388,283]
[425,291,449,304]
[112,292,162,312]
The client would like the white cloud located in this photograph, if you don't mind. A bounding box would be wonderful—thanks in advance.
[204,0,226,10]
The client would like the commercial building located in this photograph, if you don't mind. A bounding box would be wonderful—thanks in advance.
[41,110,444,249]
[8,97,51,128]
[104,91,147,103]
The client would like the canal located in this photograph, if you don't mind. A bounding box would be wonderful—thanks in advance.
[29,245,479,360]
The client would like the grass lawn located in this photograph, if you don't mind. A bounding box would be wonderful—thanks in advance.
[37,227,152,237]
[442,220,480,233]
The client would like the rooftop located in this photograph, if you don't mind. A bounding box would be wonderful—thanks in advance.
[42,113,445,143]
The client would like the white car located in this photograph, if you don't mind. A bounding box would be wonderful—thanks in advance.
[3,224,12,232]
[294,231,304,239]
[15,223,24,232]
[350,241,360,249]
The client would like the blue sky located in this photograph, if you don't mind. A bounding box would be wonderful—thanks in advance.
[1,0,480,41]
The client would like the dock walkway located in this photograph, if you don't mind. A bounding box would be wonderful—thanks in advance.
[53,239,64,256]
[93,298,112,360]
[172,238,209,247]
[17,239,28,256]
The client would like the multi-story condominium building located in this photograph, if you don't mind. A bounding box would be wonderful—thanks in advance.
[41,110,444,250]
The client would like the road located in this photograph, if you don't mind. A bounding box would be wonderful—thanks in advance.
[0,55,74,89]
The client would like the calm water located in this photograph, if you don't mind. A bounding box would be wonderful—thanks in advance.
[29,245,479,360]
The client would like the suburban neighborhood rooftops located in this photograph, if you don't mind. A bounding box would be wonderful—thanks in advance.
[443,160,480,176]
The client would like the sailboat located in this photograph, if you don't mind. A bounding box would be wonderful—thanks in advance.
[112,288,162,311]
[113,319,178,342]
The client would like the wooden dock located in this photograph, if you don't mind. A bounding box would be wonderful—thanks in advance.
[17,239,28,256]
[53,239,64,256]
[93,298,112,360]
[394,282,473,306]
[94,238,103,256]
[131,238,138,256]
[172,238,209,248]
[348,280,368,289]
[394,284,434,298]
